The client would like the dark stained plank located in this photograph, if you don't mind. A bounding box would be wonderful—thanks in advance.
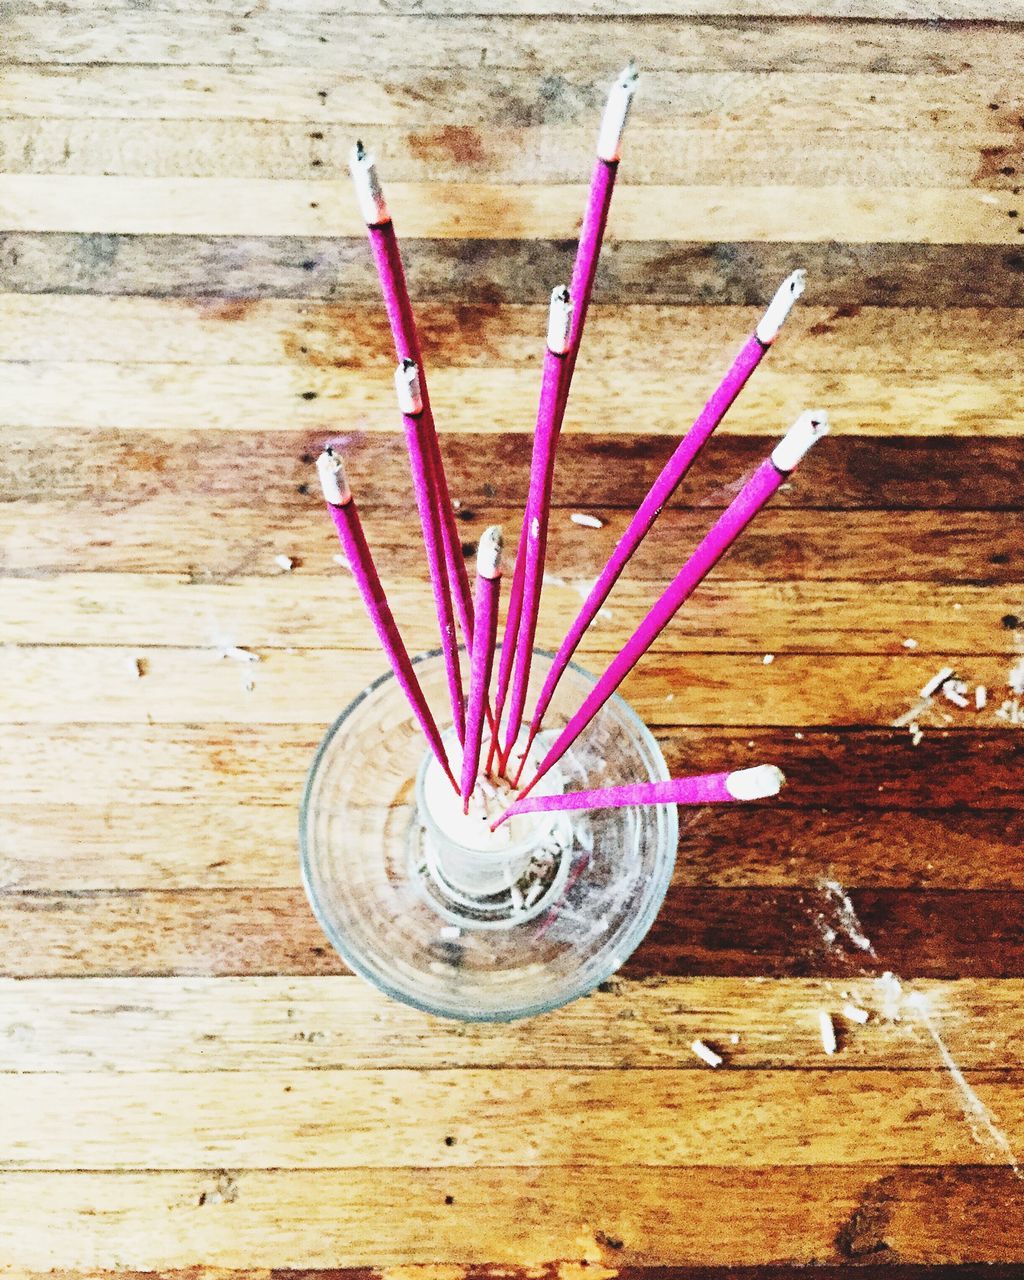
[4,502,1022,581]
[4,430,1024,512]
[5,235,1024,305]
[3,881,1024,978]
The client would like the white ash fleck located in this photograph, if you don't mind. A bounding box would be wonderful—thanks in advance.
[762,653,775,665]
[1009,658,1024,696]
[819,879,878,957]
[332,554,352,572]
[542,572,567,588]
[920,666,956,699]
[794,731,804,739]
[942,678,970,708]
[729,1033,740,1045]
[819,1010,837,1055]
[902,637,918,649]
[274,554,294,572]
[438,925,461,940]
[452,499,462,511]
[875,971,904,1022]
[843,1003,869,1024]
[976,685,988,710]
[217,645,260,663]
[570,512,604,529]
[690,1039,723,1068]
[909,723,923,747]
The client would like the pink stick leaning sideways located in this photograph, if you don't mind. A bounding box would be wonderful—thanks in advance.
[316,448,458,791]
[461,526,503,811]
[521,270,807,763]
[497,287,574,767]
[395,359,465,740]
[349,142,475,650]
[516,411,830,799]
[490,64,639,736]
[494,764,785,828]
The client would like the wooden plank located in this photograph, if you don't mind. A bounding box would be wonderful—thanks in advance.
[3,504,1021,581]
[2,119,1019,188]
[2,575,1019,655]
[1,175,1017,244]
[2,975,1022,1073]
[0,724,1018,807]
[5,1066,1024,1169]
[1,65,1016,131]
[3,429,1022,512]
[9,298,1024,380]
[6,14,1024,74]
[6,0,1024,16]
[4,803,1024,891]
[5,234,1024,306]
[4,884,1024,978]
[0,1166,1021,1268]
[0,646,1018,726]
[6,1269,1024,1280]
[4,357,1022,434]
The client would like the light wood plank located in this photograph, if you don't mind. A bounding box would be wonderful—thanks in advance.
[4,803,1024,891]
[6,13,1024,74]
[5,1065,1024,1169]
[5,296,1024,377]
[2,66,1014,131]
[0,646,1018,726]
[1,175,1019,243]
[2,119,1018,188]
[0,1166,1020,1268]
[2,976,1021,1072]
[2,575,1019,656]
[3,359,1022,434]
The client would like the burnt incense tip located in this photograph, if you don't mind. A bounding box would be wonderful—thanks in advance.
[770,410,829,472]
[596,62,640,162]
[756,269,807,345]
[393,360,423,415]
[547,285,574,354]
[316,447,352,506]
[725,764,786,801]
[477,525,504,579]
[349,140,389,225]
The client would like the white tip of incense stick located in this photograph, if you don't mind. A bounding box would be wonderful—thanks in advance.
[725,764,786,801]
[349,140,389,225]
[316,447,352,506]
[770,410,829,473]
[394,358,423,415]
[477,525,503,579]
[755,269,807,344]
[547,285,573,354]
[819,1010,837,1055]
[596,62,640,161]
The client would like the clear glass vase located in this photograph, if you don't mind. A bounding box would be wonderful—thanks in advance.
[300,648,677,1022]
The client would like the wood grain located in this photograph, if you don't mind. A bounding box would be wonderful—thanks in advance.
[1,976,1020,1073]
[1,1166,1022,1269]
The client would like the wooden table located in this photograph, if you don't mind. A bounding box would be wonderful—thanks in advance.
[2,1,1024,1273]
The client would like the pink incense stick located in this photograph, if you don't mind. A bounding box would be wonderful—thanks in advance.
[521,270,807,762]
[349,142,474,651]
[461,526,503,810]
[395,360,465,741]
[493,764,785,828]
[496,287,574,767]
[516,411,829,798]
[316,448,458,792]
[489,67,638,765]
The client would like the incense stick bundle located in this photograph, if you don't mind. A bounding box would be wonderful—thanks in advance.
[349,142,474,650]
[316,448,457,791]
[461,526,503,810]
[496,287,574,767]
[523,271,807,755]
[494,764,784,827]
[516,412,829,797]
[395,359,465,740]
